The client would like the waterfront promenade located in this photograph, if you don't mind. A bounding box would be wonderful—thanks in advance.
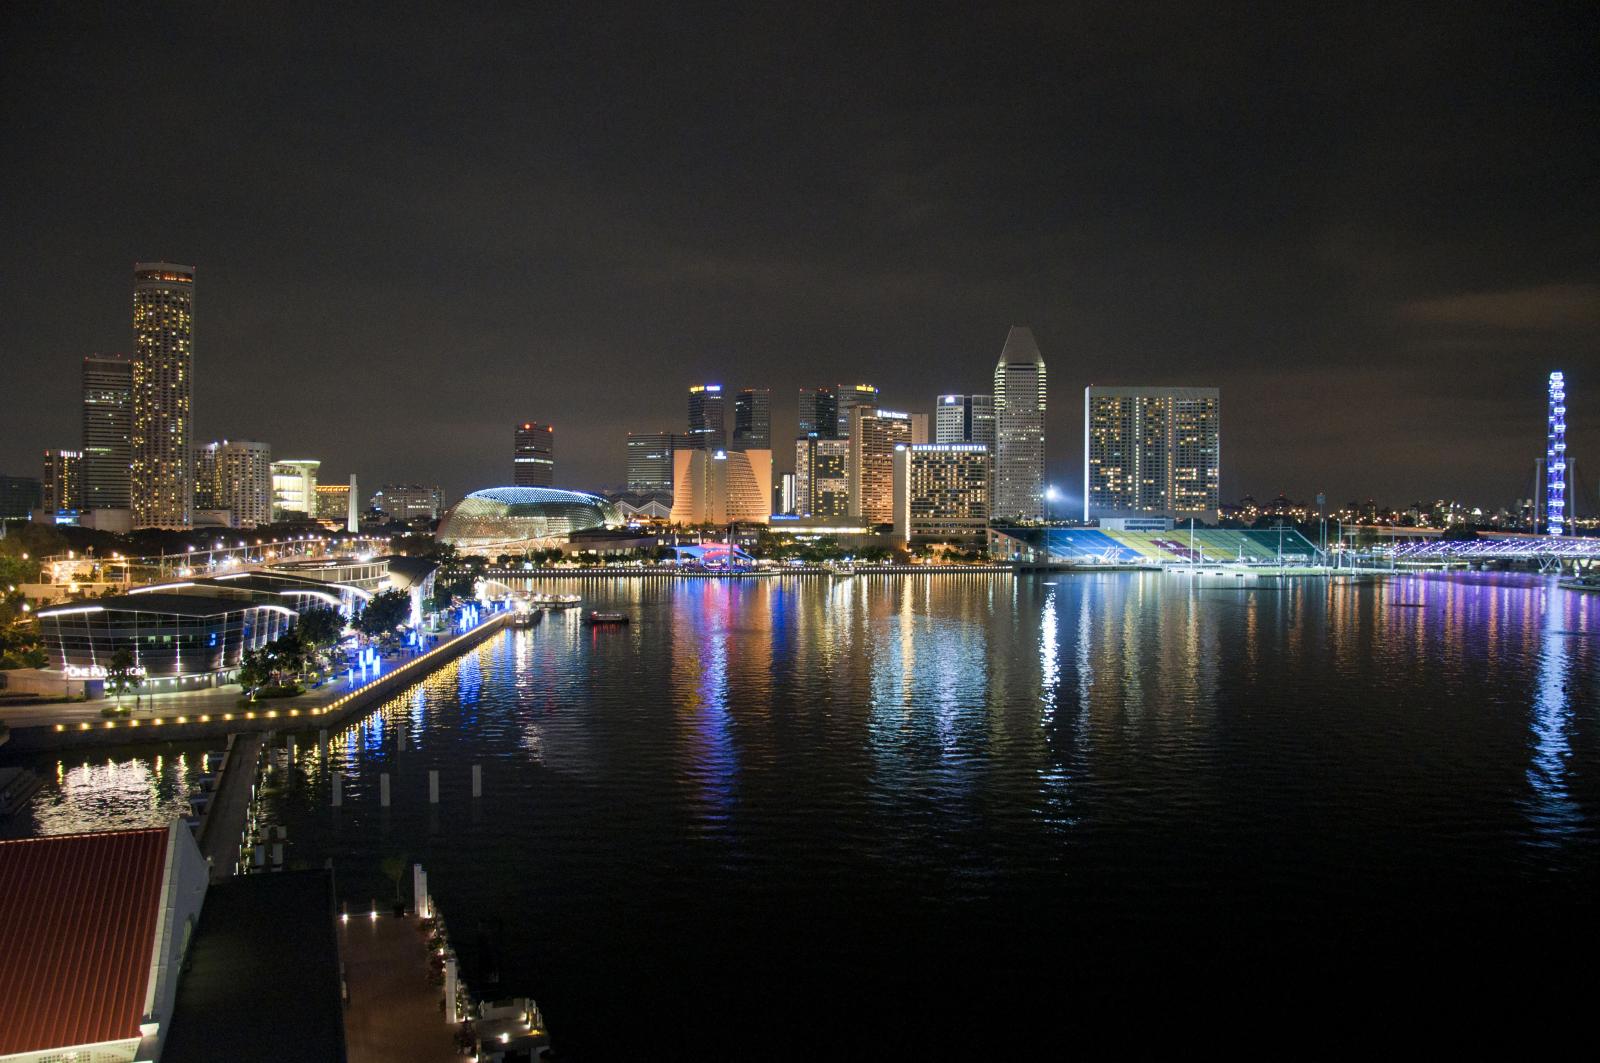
[0,611,512,750]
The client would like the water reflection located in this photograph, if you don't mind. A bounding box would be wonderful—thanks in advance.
[1526,587,1579,842]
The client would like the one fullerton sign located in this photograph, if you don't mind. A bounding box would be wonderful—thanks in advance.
[64,663,148,680]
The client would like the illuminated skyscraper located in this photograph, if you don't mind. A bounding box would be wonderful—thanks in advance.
[196,440,273,528]
[797,387,838,439]
[892,443,990,541]
[935,394,996,449]
[846,406,912,524]
[793,434,850,518]
[514,422,555,487]
[992,327,1046,521]
[81,353,133,511]
[626,432,697,496]
[1083,386,1220,521]
[836,384,880,439]
[130,262,195,528]
[688,384,726,450]
[732,388,771,450]
[1547,371,1567,536]
[41,449,81,513]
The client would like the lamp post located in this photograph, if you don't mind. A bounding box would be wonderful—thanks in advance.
[1045,485,1059,526]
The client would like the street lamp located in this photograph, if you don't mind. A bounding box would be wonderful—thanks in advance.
[1045,485,1060,525]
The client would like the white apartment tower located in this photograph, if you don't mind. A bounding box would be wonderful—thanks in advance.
[992,327,1046,521]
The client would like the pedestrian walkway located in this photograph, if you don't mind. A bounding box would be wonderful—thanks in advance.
[340,912,460,1063]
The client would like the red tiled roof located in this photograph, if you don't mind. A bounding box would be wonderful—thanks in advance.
[0,827,171,1055]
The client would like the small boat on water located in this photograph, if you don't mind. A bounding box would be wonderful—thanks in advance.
[826,561,856,578]
[1,767,44,819]
[1558,575,1600,592]
[585,611,630,625]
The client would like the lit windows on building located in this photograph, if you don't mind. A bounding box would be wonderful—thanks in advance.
[892,444,991,541]
[992,328,1047,521]
[271,459,320,520]
[42,449,82,513]
[513,422,555,487]
[794,435,850,518]
[130,262,195,529]
[1083,386,1219,521]
[847,407,911,525]
[81,353,133,511]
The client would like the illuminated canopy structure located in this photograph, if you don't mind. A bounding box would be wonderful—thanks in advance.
[436,486,621,554]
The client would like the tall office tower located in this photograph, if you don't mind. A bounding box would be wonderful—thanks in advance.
[1547,371,1567,536]
[192,444,219,511]
[793,435,851,518]
[836,384,880,439]
[847,406,912,524]
[514,422,555,486]
[626,432,696,495]
[130,262,196,528]
[271,459,320,519]
[992,327,1047,521]
[732,388,771,450]
[1083,386,1220,521]
[798,386,839,439]
[196,440,272,528]
[892,444,991,541]
[81,353,133,511]
[687,384,726,450]
[935,394,997,449]
[41,449,82,512]
[669,448,772,524]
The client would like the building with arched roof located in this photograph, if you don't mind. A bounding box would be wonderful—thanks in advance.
[435,487,621,554]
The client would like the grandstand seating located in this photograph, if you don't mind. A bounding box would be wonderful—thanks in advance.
[1043,527,1319,564]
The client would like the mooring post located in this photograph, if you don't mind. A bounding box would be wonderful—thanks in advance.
[428,769,439,803]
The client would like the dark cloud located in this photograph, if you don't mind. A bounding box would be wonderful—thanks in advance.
[1,2,1596,509]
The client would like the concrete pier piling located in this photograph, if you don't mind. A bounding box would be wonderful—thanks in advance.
[428,769,440,803]
[380,772,391,807]
[332,770,343,807]
[471,764,482,798]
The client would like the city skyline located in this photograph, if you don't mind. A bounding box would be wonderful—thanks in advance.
[2,6,1596,512]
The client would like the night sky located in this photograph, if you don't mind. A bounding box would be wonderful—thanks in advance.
[2,4,1596,510]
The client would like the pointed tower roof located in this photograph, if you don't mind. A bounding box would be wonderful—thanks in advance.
[997,325,1043,364]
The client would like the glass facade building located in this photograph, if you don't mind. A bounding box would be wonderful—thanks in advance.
[81,353,133,511]
[36,596,298,683]
[436,486,620,553]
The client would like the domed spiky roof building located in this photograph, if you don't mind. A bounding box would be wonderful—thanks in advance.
[436,487,621,554]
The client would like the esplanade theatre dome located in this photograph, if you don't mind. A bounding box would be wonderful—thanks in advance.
[436,487,621,553]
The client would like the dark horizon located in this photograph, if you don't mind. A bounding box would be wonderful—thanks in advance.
[2,4,1597,510]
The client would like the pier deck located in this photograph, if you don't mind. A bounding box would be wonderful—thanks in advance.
[340,912,460,1063]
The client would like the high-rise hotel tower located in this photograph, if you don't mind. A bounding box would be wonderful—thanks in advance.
[1083,386,1220,521]
[992,327,1047,521]
[130,262,196,528]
